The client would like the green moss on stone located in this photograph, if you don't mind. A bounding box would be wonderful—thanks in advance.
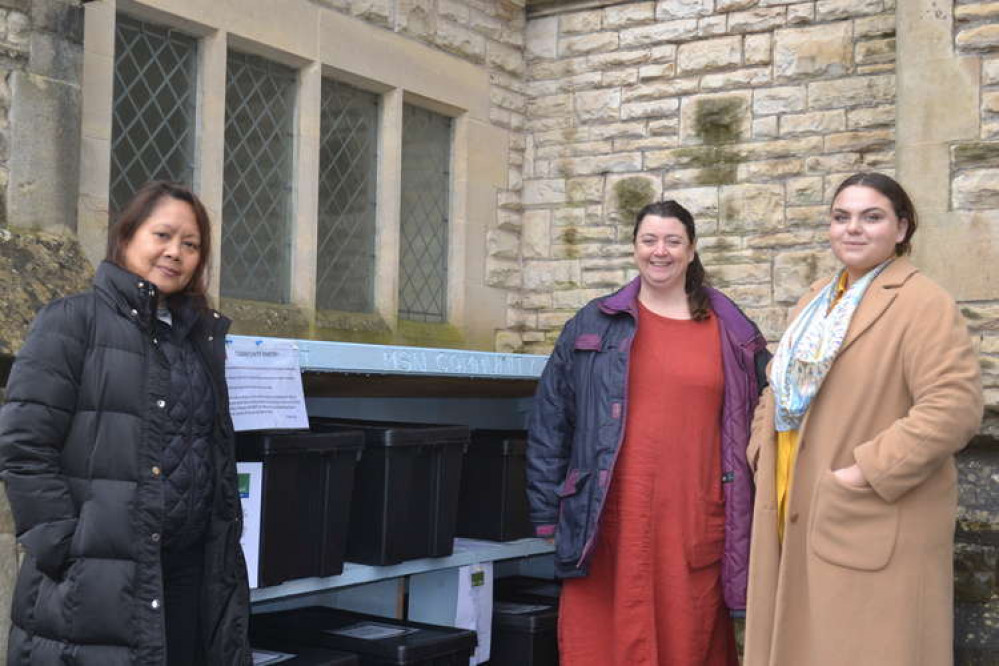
[668,96,747,186]
[613,177,655,224]
[695,96,745,145]
[0,229,94,356]
[560,227,580,259]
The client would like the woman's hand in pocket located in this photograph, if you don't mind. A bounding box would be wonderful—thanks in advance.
[833,463,869,489]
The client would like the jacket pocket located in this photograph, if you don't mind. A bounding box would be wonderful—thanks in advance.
[572,334,602,352]
[810,469,899,571]
[685,499,725,570]
[555,469,593,564]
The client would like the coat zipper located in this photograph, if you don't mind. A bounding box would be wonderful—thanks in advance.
[576,308,637,568]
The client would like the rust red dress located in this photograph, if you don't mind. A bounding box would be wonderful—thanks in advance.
[558,302,739,666]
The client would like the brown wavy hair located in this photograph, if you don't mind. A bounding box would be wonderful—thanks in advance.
[832,172,918,256]
[107,181,212,310]
[632,200,711,321]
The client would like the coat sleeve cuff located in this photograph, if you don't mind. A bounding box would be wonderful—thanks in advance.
[535,524,556,538]
[19,518,77,580]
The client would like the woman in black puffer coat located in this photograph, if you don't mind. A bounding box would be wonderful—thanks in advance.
[0,181,251,665]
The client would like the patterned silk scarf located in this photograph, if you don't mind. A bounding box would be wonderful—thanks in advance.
[770,260,892,432]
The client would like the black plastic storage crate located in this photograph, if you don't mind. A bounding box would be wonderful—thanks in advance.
[455,430,532,542]
[494,576,562,606]
[251,643,360,665]
[251,606,477,666]
[236,430,365,586]
[490,600,559,666]
[310,418,468,566]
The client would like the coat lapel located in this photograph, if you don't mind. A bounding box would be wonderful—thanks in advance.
[837,258,917,356]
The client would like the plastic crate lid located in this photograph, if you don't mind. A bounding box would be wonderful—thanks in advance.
[251,644,360,666]
[491,601,558,633]
[495,577,562,601]
[310,418,470,449]
[236,430,365,460]
[252,607,477,664]
[468,429,527,456]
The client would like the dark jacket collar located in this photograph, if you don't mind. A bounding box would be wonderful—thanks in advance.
[95,261,160,330]
[94,261,226,337]
[597,277,763,346]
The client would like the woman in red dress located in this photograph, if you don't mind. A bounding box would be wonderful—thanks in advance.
[527,201,770,665]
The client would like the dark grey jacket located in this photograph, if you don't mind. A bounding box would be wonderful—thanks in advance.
[526,279,769,609]
[0,261,251,665]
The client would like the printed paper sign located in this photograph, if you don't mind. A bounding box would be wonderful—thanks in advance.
[225,338,308,431]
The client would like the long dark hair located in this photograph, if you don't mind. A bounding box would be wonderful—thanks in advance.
[107,181,213,310]
[632,200,711,321]
[832,172,918,256]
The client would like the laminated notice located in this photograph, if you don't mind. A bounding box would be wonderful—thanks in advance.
[327,622,418,640]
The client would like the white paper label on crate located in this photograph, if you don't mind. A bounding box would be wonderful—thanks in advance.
[225,338,308,431]
[494,601,552,615]
[237,462,263,589]
[455,562,493,665]
[327,623,417,640]
[251,650,296,665]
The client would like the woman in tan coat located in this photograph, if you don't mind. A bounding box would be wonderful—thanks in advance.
[744,172,984,666]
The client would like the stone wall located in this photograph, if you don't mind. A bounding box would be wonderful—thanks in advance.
[950,2,999,662]
[952,0,999,420]
[0,1,87,660]
[502,0,898,354]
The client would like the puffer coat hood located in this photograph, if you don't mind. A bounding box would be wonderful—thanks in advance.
[0,261,251,665]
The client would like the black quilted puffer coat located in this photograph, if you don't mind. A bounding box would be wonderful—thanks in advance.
[0,261,251,665]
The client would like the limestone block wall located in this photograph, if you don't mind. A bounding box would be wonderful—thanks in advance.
[948,3,999,662]
[0,1,89,659]
[952,0,999,422]
[502,0,899,356]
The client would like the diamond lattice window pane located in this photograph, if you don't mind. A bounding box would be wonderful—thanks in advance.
[399,105,451,323]
[316,79,379,312]
[221,51,296,303]
[110,14,197,214]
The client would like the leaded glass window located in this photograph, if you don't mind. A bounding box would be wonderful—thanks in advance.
[221,51,296,303]
[110,14,197,214]
[316,79,379,312]
[399,105,451,323]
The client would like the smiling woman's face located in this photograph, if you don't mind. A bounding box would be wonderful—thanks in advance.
[121,197,202,296]
[829,185,907,284]
[633,214,695,293]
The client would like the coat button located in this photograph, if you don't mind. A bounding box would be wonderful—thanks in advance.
[213,312,220,319]
[137,281,145,288]
[208,335,214,341]
[156,399,166,409]
[151,465,161,477]
[151,532,160,543]
[130,309,138,317]
[152,338,158,345]
[151,599,160,610]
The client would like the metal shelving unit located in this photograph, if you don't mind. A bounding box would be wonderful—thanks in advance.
[235,336,554,622]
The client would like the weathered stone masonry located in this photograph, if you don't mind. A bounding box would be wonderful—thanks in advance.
[0,0,998,662]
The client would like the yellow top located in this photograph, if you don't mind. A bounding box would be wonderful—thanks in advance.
[776,271,849,544]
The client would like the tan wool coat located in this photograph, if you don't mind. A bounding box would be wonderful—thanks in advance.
[743,258,984,666]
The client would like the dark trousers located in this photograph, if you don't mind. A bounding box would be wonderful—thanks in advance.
[162,541,205,666]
